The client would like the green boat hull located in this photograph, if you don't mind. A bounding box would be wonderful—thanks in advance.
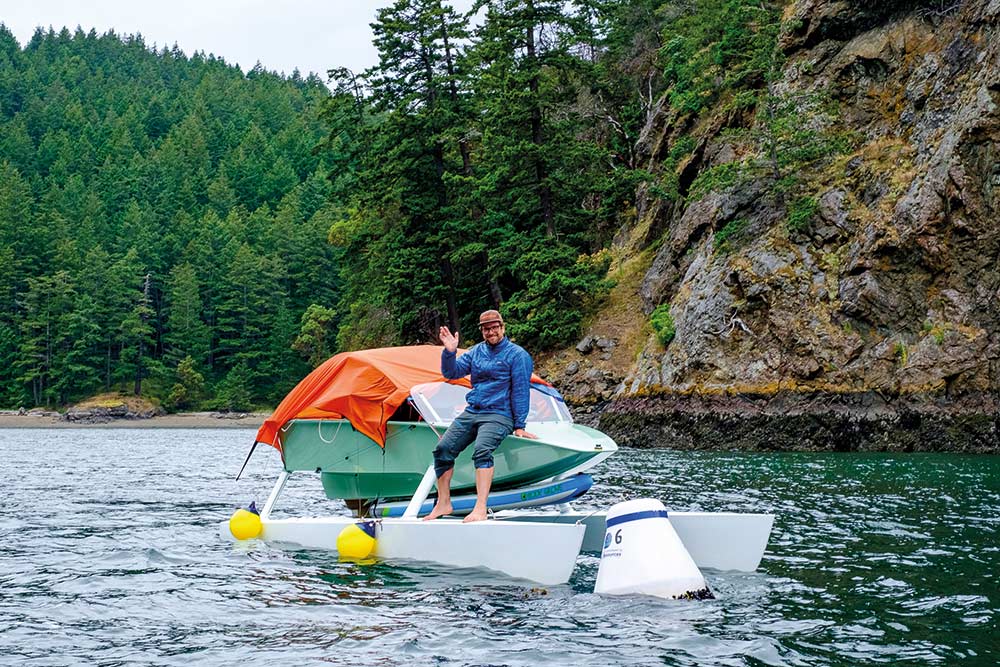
[279,419,616,501]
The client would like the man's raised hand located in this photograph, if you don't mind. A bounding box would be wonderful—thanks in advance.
[439,326,459,352]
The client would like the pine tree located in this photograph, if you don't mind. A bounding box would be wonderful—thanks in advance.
[118,271,157,396]
[461,0,614,343]
[0,162,41,293]
[16,271,78,405]
[163,262,210,366]
[330,0,476,342]
[215,360,254,411]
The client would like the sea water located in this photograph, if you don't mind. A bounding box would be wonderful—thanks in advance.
[0,429,996,666]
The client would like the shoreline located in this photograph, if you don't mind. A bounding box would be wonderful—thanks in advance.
[0,411,268,429]
[599,391,1000,453]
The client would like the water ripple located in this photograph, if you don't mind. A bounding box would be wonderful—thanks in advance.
[0,430,997,666]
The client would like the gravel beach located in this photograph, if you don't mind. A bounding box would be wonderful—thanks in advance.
[0,411,268,429]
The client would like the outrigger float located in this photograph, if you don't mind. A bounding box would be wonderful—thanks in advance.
[225,345,773,585]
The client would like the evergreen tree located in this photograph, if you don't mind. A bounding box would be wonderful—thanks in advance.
[292,304,338,367]
[15,271,77,405]
[117,271,157,396]
[165,355,205,410]
[0,162,40,293]
[215,360,254,411]
[464,0,613,341]
[163,262,210,366]
[329,0,476,344]
[0,27,335,406]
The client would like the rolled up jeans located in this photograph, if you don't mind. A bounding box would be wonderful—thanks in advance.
[432,411,513,479]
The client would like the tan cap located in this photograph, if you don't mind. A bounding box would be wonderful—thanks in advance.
[478,310,503,328]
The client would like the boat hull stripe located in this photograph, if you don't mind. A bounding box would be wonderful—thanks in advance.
[605,509,668,527]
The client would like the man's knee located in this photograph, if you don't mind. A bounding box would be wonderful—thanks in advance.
[433,414,476,476]
[472,448,494,469]
[433,445,454,478]
[432,439,454,460]
[471,419,512,469]
[433,438,463,477]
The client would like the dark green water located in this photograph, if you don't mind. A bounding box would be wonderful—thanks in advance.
[0,429,996,666]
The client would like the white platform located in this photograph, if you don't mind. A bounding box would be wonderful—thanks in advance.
[223,515,586,585]
[494,510,774,572]
[221,471,773,585]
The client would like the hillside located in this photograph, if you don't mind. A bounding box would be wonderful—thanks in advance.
[0,26,336,410]
[3,2,999,452]
[544,0,1000,452]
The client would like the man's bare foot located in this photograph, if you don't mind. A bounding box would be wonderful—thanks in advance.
[463,508,488,523]
[423,502,453,520]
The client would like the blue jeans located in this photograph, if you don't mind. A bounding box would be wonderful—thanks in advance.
[432,411,513,479]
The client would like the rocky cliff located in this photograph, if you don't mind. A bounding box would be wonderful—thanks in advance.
[544,0,1000,452]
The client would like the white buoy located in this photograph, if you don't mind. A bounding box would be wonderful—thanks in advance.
[593,498,712,600]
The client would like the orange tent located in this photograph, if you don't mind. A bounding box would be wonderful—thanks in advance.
[256,345,549,451]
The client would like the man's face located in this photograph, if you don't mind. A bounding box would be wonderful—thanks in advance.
[480,322,504,345]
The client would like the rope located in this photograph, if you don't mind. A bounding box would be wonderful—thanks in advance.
[317,419,343,443]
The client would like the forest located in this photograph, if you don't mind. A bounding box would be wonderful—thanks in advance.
[0,0,782,410]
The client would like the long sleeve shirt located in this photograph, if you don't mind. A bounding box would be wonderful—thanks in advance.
[441,337,533,429]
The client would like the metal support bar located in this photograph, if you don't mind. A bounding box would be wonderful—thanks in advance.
[260,471,290,520]
[402,464,437,519]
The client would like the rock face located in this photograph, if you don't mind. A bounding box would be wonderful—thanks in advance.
[571,0,1000,450]
[601,392,1000,453]
[64,403,162,423]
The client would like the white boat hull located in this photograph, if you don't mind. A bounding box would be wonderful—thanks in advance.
[220,509,772,583]
[220,472,773,585]
[494,510,774,572]
[225,515,585,585]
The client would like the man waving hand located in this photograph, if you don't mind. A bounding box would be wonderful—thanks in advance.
[424,310,537,522]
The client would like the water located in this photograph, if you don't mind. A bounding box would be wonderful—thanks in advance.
[1,429,997,666]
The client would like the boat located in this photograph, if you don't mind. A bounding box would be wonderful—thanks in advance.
[255,345,617,509]
[228,344,774,585]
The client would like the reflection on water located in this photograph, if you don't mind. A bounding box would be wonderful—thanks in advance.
[0,429,997,666]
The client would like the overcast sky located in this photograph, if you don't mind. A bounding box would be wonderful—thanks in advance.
[2,0,474,83]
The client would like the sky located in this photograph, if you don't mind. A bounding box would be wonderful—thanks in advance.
[1,0,473,83]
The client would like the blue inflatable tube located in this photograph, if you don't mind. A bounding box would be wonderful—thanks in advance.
[375,474,593,518]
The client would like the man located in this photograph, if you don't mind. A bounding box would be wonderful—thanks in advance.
[424,309,537,523]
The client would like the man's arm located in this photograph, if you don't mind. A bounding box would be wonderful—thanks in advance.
[510,349,535,436]
[441,348,473,379]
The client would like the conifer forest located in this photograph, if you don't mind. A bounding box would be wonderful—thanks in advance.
[0,1,782,409]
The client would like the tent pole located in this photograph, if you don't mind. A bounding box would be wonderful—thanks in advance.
[235,440,260,481]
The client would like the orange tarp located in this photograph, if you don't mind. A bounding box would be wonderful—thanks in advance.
[256,345,548,451]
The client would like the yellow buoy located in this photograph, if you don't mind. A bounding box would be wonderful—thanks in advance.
[336,521,377,559]
[229,503,262,540]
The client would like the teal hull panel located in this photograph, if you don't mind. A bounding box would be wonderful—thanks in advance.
[279,419,614,500]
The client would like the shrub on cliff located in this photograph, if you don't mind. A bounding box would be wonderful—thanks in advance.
[651,305,676,346]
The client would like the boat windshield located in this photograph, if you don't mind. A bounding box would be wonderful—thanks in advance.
[409,382,573,426]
